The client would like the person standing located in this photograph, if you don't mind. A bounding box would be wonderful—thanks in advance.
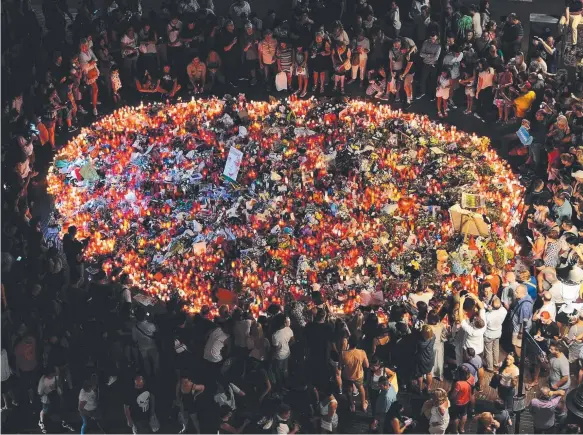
[305,308,335,390]
[386,1,401,39]
[38,368,74,433]
[560,0,583,46]
[529,387,565,433]
[500,13,524,60]
[203,319,231,384]
[79,378,104,434]
[309,31,331,94]
[474,58,495,122]
[497,352,519,411]
[549,340,571,393]
[417,32,441,100]
[427,312,448,380]
[124,375,156,434]
[271,314,294,390]
[241,21,260,86]
[510,284,533,358]
[370,376,397,432]
[318,383,339,434]
[132,307,160,377]
[219,20,241,87]
[414,325,436,394]
[259,29,278,90]
[484,297,507,372]
[341,335,369,413]
[348,29,369,87]
[427,388,450,434]
[450,366,472,434]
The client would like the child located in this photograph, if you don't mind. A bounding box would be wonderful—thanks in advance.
[436,70,452,118]
[332,42,351,95]
[293,44,308,97]
[276,39,293,89]
[111,64,122,105]
[459,70,475,115]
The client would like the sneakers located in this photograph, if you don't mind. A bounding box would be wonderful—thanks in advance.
[68,125,79,133]
[449,102,457,109]
[179,424,187,434]
[379,94,389,101]
[300,90,307,98]
[62,421,75,432]
[416,93,425,100]
[78,106,88,115]
[93,108,98,116]
[107,375,117,386]
[346,78,356,85]
[39,421,47,434]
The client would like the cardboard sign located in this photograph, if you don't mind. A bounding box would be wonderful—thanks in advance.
[449,204,490,237]
[223,147,243,182]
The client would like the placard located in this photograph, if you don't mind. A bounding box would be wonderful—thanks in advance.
[223,147,243,182]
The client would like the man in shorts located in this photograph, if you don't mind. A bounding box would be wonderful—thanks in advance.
[341,335,369,412]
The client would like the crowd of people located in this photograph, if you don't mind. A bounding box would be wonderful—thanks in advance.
[4,0,583,433]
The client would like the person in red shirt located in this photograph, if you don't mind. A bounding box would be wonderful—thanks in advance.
[450,365,473,433]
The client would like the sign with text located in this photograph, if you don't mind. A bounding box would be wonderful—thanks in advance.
[223,147,243,182]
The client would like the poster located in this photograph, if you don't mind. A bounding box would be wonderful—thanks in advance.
[223,147,243,182]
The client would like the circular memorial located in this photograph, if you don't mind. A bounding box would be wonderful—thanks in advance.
[48,96,524,314]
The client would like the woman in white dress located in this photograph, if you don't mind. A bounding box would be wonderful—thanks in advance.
[427,312,448,380]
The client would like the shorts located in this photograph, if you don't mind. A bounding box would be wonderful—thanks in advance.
[512,332,522,347]
[436,87,450,99]
[465,87,475,97]
[343,376,364,388]
[294,65,308,76]
[450,402,469,419]
[495,99,511,108]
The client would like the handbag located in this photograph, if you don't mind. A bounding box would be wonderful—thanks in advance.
[85,67,100,84]
[489,373,501,389]
[275,71,288,91]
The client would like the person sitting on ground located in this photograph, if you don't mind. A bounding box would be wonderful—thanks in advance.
[157,64,182,98]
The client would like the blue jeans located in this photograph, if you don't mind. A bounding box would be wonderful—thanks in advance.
[80,410,103,434]
[81,414,90,435]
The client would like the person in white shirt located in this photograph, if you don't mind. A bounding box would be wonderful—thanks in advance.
[203,320,231,384]
[203,321,231,364]
[271,314,294,389]
[79,379,104,434]
[408,285,434,307]
[232,309,253,352]
[459,293,486,356]
[213,380,245,411]
[38,369,74,433]
[470,4,482,38]
[483,297,507,371]
[533,292,557,322]
[1,348,18,409]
